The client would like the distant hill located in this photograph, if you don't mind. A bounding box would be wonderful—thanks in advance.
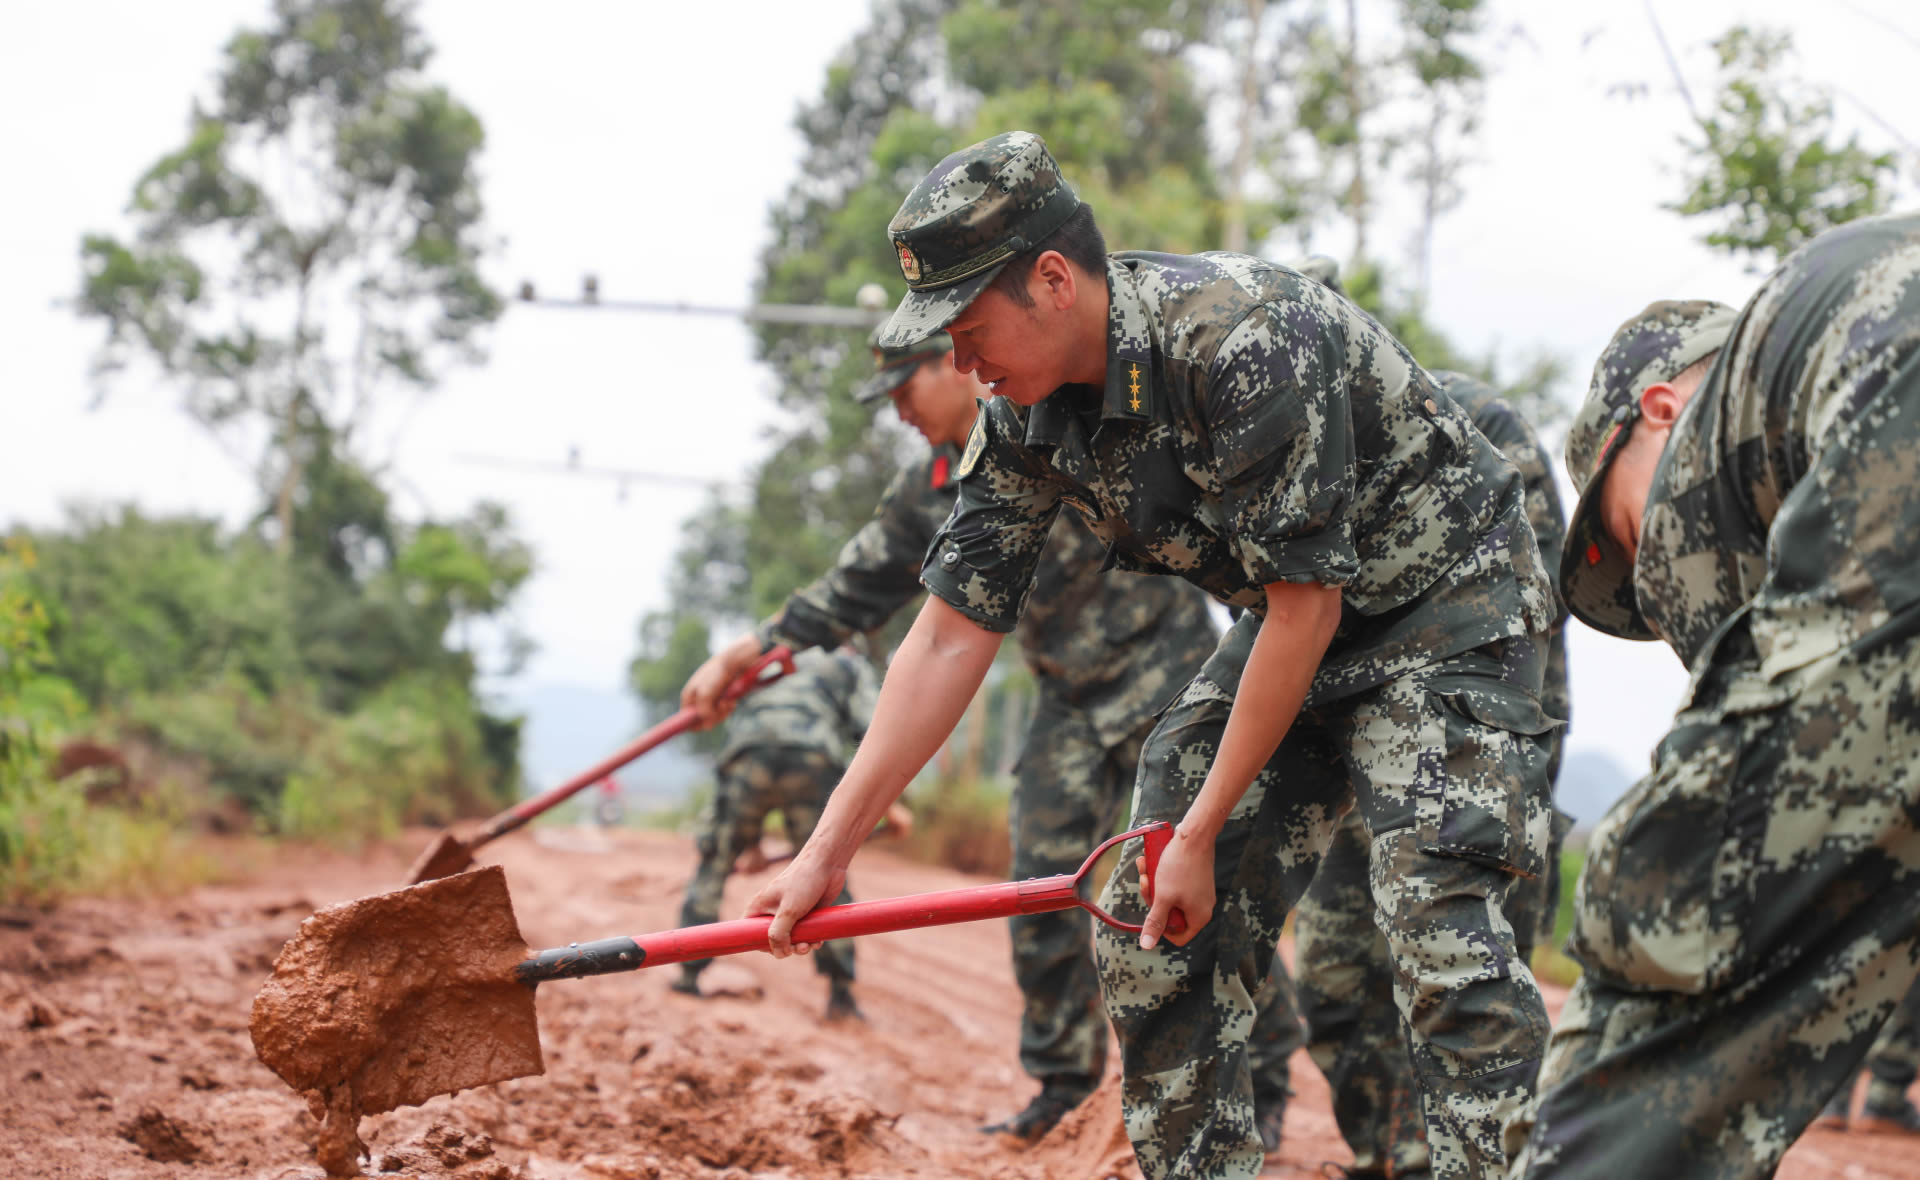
[499,680,711,805]
[1556,747,1639,825]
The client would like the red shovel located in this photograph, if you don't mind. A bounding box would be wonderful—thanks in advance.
[516,820,1185,982]
[251,821,1188,1158]
[404,645,797,884]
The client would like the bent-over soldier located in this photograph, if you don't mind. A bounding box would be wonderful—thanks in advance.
[744,132,1558,1180]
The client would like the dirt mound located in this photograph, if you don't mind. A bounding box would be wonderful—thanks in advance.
[1012,1071,1139,1180]
[370,1123,525,1179]
[118,1107,203,1163]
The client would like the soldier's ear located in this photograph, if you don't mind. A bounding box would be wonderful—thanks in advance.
[1033,250,1077,312]
[1639,381,1687,429]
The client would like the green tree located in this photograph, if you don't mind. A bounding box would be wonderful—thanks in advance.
[630,0,1249,723]
[76,0,501,554]
[1668,25,1900,269]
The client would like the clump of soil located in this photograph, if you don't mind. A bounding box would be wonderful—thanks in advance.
[1014,1071,1140,1180]
[118,1107,203,1163]
[371,1123,524,1179]
[249,866,544,1177]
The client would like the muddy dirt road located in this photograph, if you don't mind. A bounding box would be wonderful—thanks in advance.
[3,827,1917,1179]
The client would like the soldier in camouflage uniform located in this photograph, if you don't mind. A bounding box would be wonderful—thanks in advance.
[741,132,1557,1180]
[1509,211,1920,1179]
[1816,976,1920,1133]
[673,645,877,1020]
[682,324,1301,1143]
[1289,365,1571,1180]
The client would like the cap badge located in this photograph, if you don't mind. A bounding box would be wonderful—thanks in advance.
[897,242,921,283]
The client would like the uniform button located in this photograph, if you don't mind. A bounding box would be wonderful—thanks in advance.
[1424,398,1439,414]
[941,551,960,567]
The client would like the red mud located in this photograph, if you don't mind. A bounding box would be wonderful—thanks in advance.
[2,827,1917,1178]
[249,866,544,1175]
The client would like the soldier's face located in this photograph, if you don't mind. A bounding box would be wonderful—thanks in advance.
[946,285,1068,406]
[888,360,981,449]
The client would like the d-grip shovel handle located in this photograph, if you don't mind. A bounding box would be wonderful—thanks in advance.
[475,646,795,845]
[517,820,1187,985]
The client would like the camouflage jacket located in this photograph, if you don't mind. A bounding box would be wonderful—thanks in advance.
[762,441,1219,749]
[1636,211,1920,688]
[923,253,1556,709]
[1434,371,1572,735]
[716,647,878,770]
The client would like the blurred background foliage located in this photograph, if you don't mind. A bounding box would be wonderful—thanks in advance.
[3,0,529,901]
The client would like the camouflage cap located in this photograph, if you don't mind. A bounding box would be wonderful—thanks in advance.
[875,131,1081,349]
[1293,254,1345,295]
[854,322,953,405]
[1561,299,1737,640]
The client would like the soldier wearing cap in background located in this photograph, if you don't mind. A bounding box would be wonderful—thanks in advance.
[672,645,878,1021]
[1282,258,1574,1180]
[682,322,1307,1145]
[742,131,1558,1180]
[1508,210,1920,1178]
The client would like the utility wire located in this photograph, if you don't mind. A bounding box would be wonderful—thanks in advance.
[452,451,728,491]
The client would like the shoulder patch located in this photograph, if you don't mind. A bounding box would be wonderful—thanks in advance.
[956,414,988,479]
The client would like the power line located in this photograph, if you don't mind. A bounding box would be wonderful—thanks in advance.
[513,277,891,328]
[452,451,730,494]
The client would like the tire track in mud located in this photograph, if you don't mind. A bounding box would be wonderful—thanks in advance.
[1,828,1916,1179]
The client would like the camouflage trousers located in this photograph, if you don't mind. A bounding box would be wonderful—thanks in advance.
[678,745,854,982]
[1293,770,1569,1178]
[1094,616,1553,1180]
[1509,627,1920,1179]
[1008,699,1302,1098]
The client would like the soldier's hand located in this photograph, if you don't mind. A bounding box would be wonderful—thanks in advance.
[682,632,766,729]
[1137,824,1213,950]
[744,850,847,959]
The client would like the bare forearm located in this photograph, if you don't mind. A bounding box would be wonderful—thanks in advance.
[1182,582,1342,839]
[809,597,1000,862]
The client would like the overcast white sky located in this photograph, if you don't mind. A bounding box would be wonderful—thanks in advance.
[3,1,1913,806]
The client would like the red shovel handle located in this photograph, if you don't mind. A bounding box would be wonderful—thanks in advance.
[475,646,795,845]
[516,820,1188,984]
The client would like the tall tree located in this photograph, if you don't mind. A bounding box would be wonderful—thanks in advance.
[629,0,1242,723]
[1396,0,1486,301]
[1665,24,1900,269]
[77,0,502,553]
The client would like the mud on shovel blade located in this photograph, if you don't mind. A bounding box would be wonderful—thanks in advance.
[249,866,541,1174]
[404,645,796,885]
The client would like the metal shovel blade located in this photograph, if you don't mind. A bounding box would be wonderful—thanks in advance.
[250,865,544,1122]
[404,830,477,885]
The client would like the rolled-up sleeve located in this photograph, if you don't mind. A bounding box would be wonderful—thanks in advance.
[920,401,1063,633]
[1203,304,1360,589]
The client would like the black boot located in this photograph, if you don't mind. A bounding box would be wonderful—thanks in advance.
[1858,1089,1920,1135]
[669,965,702,996]
[980,1076,1093,1142]
[824,977,864,1023]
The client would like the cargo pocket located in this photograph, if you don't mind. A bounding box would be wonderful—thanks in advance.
[1567,718,1742,994]
[1416,683,1557,881]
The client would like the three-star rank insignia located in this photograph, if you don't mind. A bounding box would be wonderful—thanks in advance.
[896,241,922,283]
[1127,363,1144,413]
[957,414,988,479]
